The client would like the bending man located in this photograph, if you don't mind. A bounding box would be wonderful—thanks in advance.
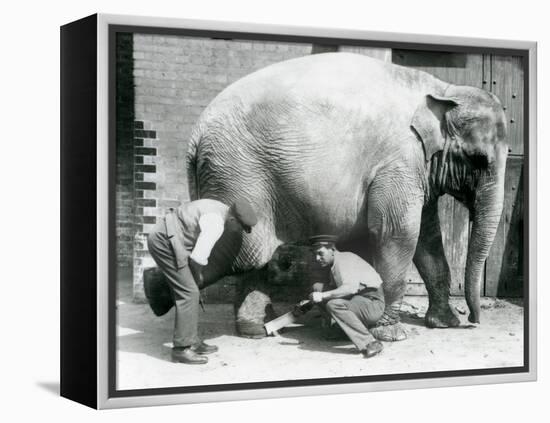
[147,198,258,364]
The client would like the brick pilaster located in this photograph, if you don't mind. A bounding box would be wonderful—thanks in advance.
[115,33,135,269]
[132,121,158,301]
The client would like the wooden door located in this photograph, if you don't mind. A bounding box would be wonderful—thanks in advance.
[393,50,483,296]
[484,55,525,297]
[393,50,524,298]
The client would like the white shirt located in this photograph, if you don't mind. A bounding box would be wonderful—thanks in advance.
[188,213,225,265]
[330,251,383,293]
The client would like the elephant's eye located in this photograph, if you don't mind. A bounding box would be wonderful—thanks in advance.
[465,152,489,169]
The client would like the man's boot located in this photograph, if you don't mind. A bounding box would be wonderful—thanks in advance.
[171,347,208,364]
[191,340,219,355]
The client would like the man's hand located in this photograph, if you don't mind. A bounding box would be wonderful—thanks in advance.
[189,259,205,288]
[309,291,324,303]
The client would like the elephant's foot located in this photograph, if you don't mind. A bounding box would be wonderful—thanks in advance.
[236,320,268,338]
[235,290,275,338]
[370,322,407,342]
[370,302,407,341]
[425,304,460,328]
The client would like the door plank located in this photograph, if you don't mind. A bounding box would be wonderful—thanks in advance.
[485,157,524,297]
[490,55,524,155]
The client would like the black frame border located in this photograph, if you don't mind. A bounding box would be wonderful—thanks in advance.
[60,14,98,409]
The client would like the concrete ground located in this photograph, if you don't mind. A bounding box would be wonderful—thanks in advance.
[116,284,524,391]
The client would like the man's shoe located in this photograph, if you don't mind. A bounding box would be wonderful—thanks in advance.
[191,341,219,355]
[171,347,208,364]
[362,341,383,358]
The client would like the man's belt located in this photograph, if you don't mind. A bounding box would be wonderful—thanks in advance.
[357,285,384,300]
[164,209,189,269]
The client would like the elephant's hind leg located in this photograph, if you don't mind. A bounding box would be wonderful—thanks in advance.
[232,267,274,338]
[232,243,319,338]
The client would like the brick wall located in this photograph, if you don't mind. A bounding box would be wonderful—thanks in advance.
[131,35,313,300]
[127,33,389,301]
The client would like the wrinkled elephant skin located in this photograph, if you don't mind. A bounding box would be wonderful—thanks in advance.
[186,53,508,340]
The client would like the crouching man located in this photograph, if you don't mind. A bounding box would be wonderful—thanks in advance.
[308,235,385,358]
[147,198,258,365]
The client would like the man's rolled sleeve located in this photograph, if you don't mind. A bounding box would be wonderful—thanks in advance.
[189,213,225,265]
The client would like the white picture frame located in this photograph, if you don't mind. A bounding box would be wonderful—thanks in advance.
[60,13,537,409]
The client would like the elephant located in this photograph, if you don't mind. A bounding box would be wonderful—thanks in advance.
[184,52,508,341]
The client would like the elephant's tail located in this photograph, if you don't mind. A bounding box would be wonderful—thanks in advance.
[186,123,203,201]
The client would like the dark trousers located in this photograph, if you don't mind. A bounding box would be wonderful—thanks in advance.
[147,219,200,348]
[325,292,384,351]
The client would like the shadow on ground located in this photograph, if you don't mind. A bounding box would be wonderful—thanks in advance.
[269,310,359,356]
[116,297,524,391]
[115,268,525,391]
[116,299,239,362]
[116,267,238,362]
[36,381,60,396]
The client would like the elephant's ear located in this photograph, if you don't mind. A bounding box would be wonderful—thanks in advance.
[411,94,459,162]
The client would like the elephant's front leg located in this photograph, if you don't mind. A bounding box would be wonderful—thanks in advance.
[366,177,424,342]
[413,201,460,328]
[368,238,419,341]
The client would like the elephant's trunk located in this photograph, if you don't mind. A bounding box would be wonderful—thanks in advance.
[464,145,508,323]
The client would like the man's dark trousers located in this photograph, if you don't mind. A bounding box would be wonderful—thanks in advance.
[325,290,384,350]
[147,219,200,348]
